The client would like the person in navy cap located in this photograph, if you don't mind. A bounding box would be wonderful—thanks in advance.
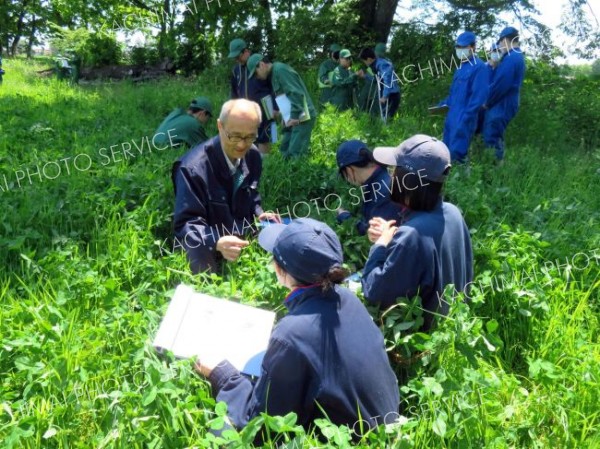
[482,26,526,163]
[336,139,405,237]
[438,31,490,162]
[195,218,400,439]
[361,135,473,331]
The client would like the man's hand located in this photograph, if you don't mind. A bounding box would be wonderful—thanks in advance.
[368,217,396,244]
[380,96,388,104]
[356,69,365,79]
[286,119,300,127]
[258,212,282,223]
[216,235,250,261]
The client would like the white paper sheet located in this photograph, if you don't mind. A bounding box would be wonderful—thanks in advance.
[153,284,275,377]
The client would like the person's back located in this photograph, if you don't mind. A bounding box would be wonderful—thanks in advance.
[156,108,207,148]
[254,284,399,430]
[272,62,317,118]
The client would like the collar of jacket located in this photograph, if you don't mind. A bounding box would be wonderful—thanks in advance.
[284,284,325,310]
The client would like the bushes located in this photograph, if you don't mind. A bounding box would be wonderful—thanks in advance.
[50,28,122,68]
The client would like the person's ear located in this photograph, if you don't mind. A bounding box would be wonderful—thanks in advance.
[217,118,223,131]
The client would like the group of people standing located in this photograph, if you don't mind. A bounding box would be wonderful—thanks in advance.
[163,28,525,441]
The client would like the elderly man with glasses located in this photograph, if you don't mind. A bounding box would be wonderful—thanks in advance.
[172,99,280,273]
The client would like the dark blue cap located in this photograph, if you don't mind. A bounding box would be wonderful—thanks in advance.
[456,31,476,47]
[336,140,372,172]
[258,218,343,284]
[499,26,519,40]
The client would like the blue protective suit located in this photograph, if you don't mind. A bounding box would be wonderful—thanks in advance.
[440,55,490,162]
[482,47,526,160]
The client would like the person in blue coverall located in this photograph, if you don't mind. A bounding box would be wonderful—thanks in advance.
[357,47,401,120]
[228,38,279,156]
[195,218,400,441]
[361,135,473,331]
[439,31,489,162]
[482,27,526,162]
[476,43,502,135]
[335,140,406,236]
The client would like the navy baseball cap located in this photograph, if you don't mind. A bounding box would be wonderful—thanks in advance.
[498,26,519,41]
[336,140,373,173]
[456,31,476,47]
[258,218,344,285]
[373,134,451,183]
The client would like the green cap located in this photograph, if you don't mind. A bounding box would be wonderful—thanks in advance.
[246,53,264,78]
[374,43,386,57]
[228,38,247,58]
[190,97,213,116]
[339,49,352,59]
[329,44,342,53]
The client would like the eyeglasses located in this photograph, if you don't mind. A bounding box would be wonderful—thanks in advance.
[223,130,258,144]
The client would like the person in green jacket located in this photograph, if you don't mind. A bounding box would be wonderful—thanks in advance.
[154,97,213,149]
[329,49,358,111]
[248,54,317,158]
[317,44,341,107]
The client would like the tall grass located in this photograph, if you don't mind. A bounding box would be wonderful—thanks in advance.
[0,57,598,448]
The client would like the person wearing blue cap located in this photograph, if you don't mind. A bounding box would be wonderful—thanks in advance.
[357,47,401,121]
[361,135,473,331]
[438,31,489,162]
[228,38,279,156]
[482,26,526,162]
[247,54,317,158]
[476,43,503,135]
[336,140,405,236]
[195,218,400,439]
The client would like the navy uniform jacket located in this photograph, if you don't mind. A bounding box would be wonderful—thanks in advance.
[208,285,400,434]
[172,136,263,273]
[230,63,277,118]
[339,167,406,235]
[362,200,473,330]
[441,56,489,161]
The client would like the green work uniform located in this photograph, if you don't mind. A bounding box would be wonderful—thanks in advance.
[329,65,358,111]
[317,59,337,106]
[271,62,317,158]
[154,108,207,149]
[357,66,379,116]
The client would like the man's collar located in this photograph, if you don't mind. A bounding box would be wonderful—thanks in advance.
[220,143,241,175]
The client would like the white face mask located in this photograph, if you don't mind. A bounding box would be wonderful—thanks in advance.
[455,48,471,60]
[490,52,501,62]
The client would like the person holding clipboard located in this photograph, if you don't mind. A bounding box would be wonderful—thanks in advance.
[195,218,399,441]
[247,54,317,158]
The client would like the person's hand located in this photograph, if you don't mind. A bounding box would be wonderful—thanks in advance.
[258,212,282,223]
[286,118,300,127]
[273,110,281,119]
[368,217,396,244]
[375,219,398,247]
[194,355,225,378]
[356,69,365,79]
[216,235,250,261]
[380,96,388,104]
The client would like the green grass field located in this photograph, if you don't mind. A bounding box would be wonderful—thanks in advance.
[1,57,599,448]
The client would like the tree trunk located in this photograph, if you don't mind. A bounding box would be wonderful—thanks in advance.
[258,0,275,51]
[10,11,26,55]
[355,0,400,43]
[27,17,37,58]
